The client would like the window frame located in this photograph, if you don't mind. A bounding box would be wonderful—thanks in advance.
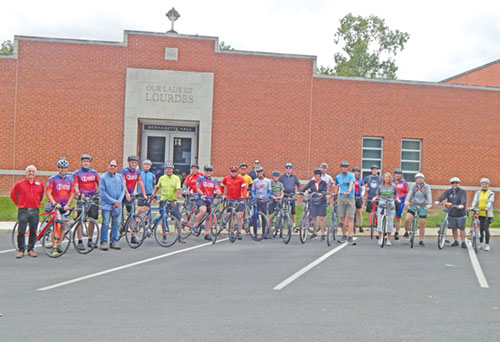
[401,138,422,182]
[361,137,383,179]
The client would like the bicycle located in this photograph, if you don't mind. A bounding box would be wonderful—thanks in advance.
[377,200,395,248]
[216,198,243,243]
[326,195,340,246]
[146,199,182,247]
[368,199,379,240]
[437,203,457,250]
[467,208,486,254]
[11,205,59,251]
[247,198,268,241]
[407,205,423,248]
[299,191,327,244]
[70,195,101,254]
[268,197,294,244]
[41,207,76,258]
[117,194,145,247]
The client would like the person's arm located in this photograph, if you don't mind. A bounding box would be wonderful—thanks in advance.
[345,180,354,196]
[117,177,126,207]
[294,176,301,193]
[9,182,19,206]
[174,176,181,201]
[405,184,415,208]
[425,185,432,208]
[73,173,81,198]
[137,176,146,197]
[434,190,447,205]
[65,184,76,211]
[39,182,45,204]
[470,191,479,208]
[487,191,495,210]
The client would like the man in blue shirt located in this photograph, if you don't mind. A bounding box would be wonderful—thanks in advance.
[335,161,356,245]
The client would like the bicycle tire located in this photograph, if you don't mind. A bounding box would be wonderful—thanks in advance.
[381,216,387,248]
[179,212,195,240]
[299,214,309,244]
[11,222,19,250]
[117,214,129,241]
[154,214,180,247]
[269,215,279,238]
[472,221,479,254]
[281,212,292,244]
[72,218,100,254]
[327,214,336,246]
[438,219,447,250]
[228,212,239,243]
[126,214,146,249]
[42,222,71,258]
[210,213,219,244]
[250,212,267,241]
[409,216,417,248]
[370,212,375,239]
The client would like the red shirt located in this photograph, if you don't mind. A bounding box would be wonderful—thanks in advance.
[221,175,247,199]
[10,178,45,209]
[184,172,205,193]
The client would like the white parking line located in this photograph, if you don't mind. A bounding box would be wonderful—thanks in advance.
[273,240,351,290]
[0,243,42,254]
[37,238,228,291]
[466,240,489,288]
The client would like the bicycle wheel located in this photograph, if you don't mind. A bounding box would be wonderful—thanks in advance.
[117,213,129,241]
[438,219,447,250]
[42,222,71,258]
[250,212,267,241]
[228,212,239,243]
[179,211,195,240]
[472,222,479,254]
[126,214,146,249]
[209,214,219,244]
[11,222,19,250]
[154,214,180,247]
[269,215,279,238]
[281,213,292,244]
[327,214,337,246]
[409,216,417,248]
[72,218,100,254]
[370,212,375,239]
[299,214,310,244]
[381,216,387,248]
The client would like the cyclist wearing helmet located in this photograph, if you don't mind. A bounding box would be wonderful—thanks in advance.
[434,177,467,248]
[470,178,495,251]
[251,166,272,237]
[268,170,284,226]
[301,168,329,240]
[393,168,409,240]
[249,159,261,180]
[73,154,100,250]
[279,162,301,229]
[404,172,432,247]
[194,165,221,241]
[120,155,146,215]
[335,161,356,245]
[316,163,334,191]
[364,165,382,222]
[182,163,204,195]
[46,158,75,256]
[239,163,253,198]
[152,162,182,219]
[137,159,157,212]
[352,167,365,233]
[221,166,247,239]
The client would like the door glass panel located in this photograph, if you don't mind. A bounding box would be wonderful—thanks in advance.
[173,137,192,178]
[147,136,166,177]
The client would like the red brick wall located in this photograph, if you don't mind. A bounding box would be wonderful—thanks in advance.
[0,57,17,186]
[444,61,500,88]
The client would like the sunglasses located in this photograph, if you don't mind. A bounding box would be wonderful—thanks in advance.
[109,164,117,167]
[451,182,459,184]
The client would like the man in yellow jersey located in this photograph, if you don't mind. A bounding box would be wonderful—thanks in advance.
[239,163,253,199]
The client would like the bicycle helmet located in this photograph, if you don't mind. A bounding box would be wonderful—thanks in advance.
[56,158,69,168]
[204,165,214,171]
[394,168,403,174]
[80,154,93,161]
[313,168,322,175]
[450,177,461,184]
[164,161,175,169]
[272,170,280,177]
[352,166,361,172]
[239,162,248,168]
[229,165,239,172]
[190,163,199,169]
[371,164,379,169]
[340,161,349,167]
[285,162,293,169]
[127,155,139,162]
[480,178,490,185]
[254,159,260,164]
[143,159,152,165]
[415,172,425,179]
[255,166,264,172]
[320,163,328,168]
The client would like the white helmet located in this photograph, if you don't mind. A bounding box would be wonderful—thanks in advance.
[415,172,425,179]
[480,178,490,185]
[450,177,460,184]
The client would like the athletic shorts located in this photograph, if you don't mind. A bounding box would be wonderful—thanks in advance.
[337,196,356,218]
[395,197,405,219]
[196,199,212,209]
[448,217,466,230]
[311,202,327,217]
[284,194,296,215]
[256,200,268,214]
[365,198,375,213]
[355,197,363,209]
[268,200,280,215]
[407,206,428,219]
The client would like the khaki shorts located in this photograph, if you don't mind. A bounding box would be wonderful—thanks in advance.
[337,196,356,218]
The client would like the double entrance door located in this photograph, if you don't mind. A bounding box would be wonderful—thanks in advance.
[142,131,196,178]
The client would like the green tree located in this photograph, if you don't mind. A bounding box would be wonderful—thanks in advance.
[329,13,410,79]
[0,40,14,55]
[219,41,234,51]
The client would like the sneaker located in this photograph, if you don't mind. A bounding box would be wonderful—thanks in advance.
[479,244,485,250]
[359,227,364,233]
[378,239,382,246]
[237,233,242,240]
[131,236,140,244]
[56,246,63,254]
[263,234,270,240]
[50,248,59,256]
[162,236,168,243]
[309,233,318,240]
[191,226,199,235]
[77,241,85,250]
[100,242,109,251]
[403,232,409,238]
[87,240,95,249]
[348,237,357,245]
[321,235,326,241]
[451,240,459,247]
[338,235,348,243]
[293,225,299,232]
[485,244,490,251]
[27,250,37,257]
[394,232,399,240]
[16,251,24,259]
[204,235,212,241]
[461,241,467,249]
[386,240,392,246]
[110,242,121,250]
[419,241,425,247]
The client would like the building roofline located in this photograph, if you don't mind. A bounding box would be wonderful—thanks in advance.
[314,73,500,92]
[440,58,500,82]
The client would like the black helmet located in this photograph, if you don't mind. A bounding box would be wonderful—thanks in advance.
[127,155,139,162]
[255,166,264,172]
[272,170,280,177]
[80,154,93,161]
[313,168,322,175]
[240,162,248,168]
[394,168,402,174]
[340,161,349,167]
[352,166,361,172]
[190,163,199,169]
[204,165,214,171]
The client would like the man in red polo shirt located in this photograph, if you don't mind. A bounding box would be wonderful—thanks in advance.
[220,166,247,239]
[10,165,45,259]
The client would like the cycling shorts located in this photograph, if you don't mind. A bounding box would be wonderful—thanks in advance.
[355,197,363,209]
[407,206,427,219]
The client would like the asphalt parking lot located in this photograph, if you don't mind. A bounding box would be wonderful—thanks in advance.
[1,232,499,342]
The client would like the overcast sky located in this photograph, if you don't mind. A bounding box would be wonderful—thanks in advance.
[3,0,500,82]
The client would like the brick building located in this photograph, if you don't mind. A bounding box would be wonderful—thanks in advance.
[0,30,499,206]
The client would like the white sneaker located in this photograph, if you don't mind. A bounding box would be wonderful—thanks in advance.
[378,239,382,246]
[479,244,485,251]
[485,244,490,251]
[386,240,391,246]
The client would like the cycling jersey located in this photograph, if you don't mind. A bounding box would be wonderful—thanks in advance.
[120,167,143,194]
[73,167,99,196]
[393,179,409,199]
[156,174,181,201]
[46,174,75,206]
[354,178,365,197]
[196,176,218,198]
[221,175,246,199]
[252,177,272,199]
[240,173,253,198]
[139,170,156,196]
[183,172,205,194]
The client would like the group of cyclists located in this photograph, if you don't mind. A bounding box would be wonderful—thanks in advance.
[11,154,496,258]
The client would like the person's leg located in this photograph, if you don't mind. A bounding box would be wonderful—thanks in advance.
[478,217,486,244]
[319,216,326,235]
[386,211,395,241]
[346,198,355,237]
[404,212,413,231]
[101,210,111,244]
[17,208,28,252]
[110,211,122,243]
[484,217,491,245]
[419,218,426,242]
[27,209,39,252]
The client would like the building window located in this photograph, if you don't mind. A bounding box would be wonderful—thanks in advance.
[401,139,421,182]
[362,137,383,179]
